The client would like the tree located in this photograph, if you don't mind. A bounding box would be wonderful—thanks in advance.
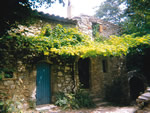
[123,0,150,34]
[0,0,65,36]
[95,0,150,35]
[95,0,126,25]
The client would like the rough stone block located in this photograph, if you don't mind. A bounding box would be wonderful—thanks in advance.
[58,72,63,76]
[4,81,14,86]
[65,66,70,71]
[0,85,6,89]
[10,85,16,89]
[58,84,62,88]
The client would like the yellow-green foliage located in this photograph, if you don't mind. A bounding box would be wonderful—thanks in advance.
[52,34,150,58]
[40,25,150,58]
[1,24,150,58]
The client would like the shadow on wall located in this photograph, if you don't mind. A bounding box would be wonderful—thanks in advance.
[104,76,128,105]
[78,58,90,89]
[129,76,145,100]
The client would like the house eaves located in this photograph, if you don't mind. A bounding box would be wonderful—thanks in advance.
[36,11,77,25]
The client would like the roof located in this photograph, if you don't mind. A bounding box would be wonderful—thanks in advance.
[73,15,120,27]
[35,11,77,25]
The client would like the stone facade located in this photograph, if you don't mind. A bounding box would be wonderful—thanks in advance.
[0,12,129,109]
[8,12,77,36]
[74,15,121,39]
[0,55,129,109]
[91,57,130,103]
[0,57,76,109]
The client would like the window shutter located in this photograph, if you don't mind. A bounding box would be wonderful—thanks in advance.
[99,25,103,33]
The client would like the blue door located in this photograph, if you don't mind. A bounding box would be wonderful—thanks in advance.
[36,62,51,105]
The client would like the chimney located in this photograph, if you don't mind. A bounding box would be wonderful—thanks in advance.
[67,0,72,18]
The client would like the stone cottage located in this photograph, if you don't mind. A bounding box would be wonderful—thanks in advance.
[0,11,131,109]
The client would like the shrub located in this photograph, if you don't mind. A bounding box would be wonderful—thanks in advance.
[0,94,23,113]
[0,99,22,113]
[55,89,95,109]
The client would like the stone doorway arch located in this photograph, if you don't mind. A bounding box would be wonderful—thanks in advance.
[78,58,90,89]
[129,76,145,100]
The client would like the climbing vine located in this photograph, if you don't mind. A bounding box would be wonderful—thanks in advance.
[0,24,150,78]
[0,24,150,59]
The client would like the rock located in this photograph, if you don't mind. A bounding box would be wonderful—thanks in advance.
[0,85,6,89]
[10,85,16,89]
[65,77,71,81]
[65,80,70,84]
[136,87,150,109]
[146,87,150,92]
[138,96,149,101]
[141,92,150,98]
[58,84,62,88]
[4,81,14,86]
[24,92,30,97]
[58,72,63,76]
[65,66,70,71]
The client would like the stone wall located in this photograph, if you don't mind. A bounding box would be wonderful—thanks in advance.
[0,13,130,109]
[0,61,37,109]
[0,55,130,109]
[8,14,120,40]
[74,15,121,39]
[0,56,76,109]
[89,56,129,104]
[0,13,77,109]
[51,57,75,99]
[8,13,77,36]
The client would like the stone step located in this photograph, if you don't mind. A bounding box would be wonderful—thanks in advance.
[141,92,150,98]
[92,98,111,107]
[92,98,102,103]
[138,96,149,101]
[95,101,110,107]
[146,87,150,92]
[136,87,150,109]
[137,88,150,103]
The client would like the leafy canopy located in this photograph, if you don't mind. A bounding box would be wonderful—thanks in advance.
[95,0,126,25]
[1,24,150,59]
[95,0,150,35]
[0,0,65,36]
[122,0,150,34]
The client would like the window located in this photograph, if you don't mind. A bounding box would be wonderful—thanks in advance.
[0,69,14,79]
[102,60,108,73]
[4,71,13,78]
[92,23,99,37]
[92,23,103,37]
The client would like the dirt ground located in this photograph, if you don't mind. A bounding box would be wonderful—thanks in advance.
[58,106,137,113]
[24,104,138,113]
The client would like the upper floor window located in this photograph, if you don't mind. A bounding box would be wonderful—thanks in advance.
[4,71,13,78]
[92,23,103,37]
[92,23,99,37]
[0,69,14,80]
[102,60,108,73]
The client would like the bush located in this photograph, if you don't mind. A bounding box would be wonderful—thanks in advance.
[0,99,22,113]
[0,94,23,113]
[55,89,95,109]
[75,89,95,108]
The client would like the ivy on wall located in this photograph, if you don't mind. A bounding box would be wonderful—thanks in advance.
[1,24,150,58]
[0,24,150,79]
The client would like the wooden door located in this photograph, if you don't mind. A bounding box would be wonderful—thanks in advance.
[36,62,51,105]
